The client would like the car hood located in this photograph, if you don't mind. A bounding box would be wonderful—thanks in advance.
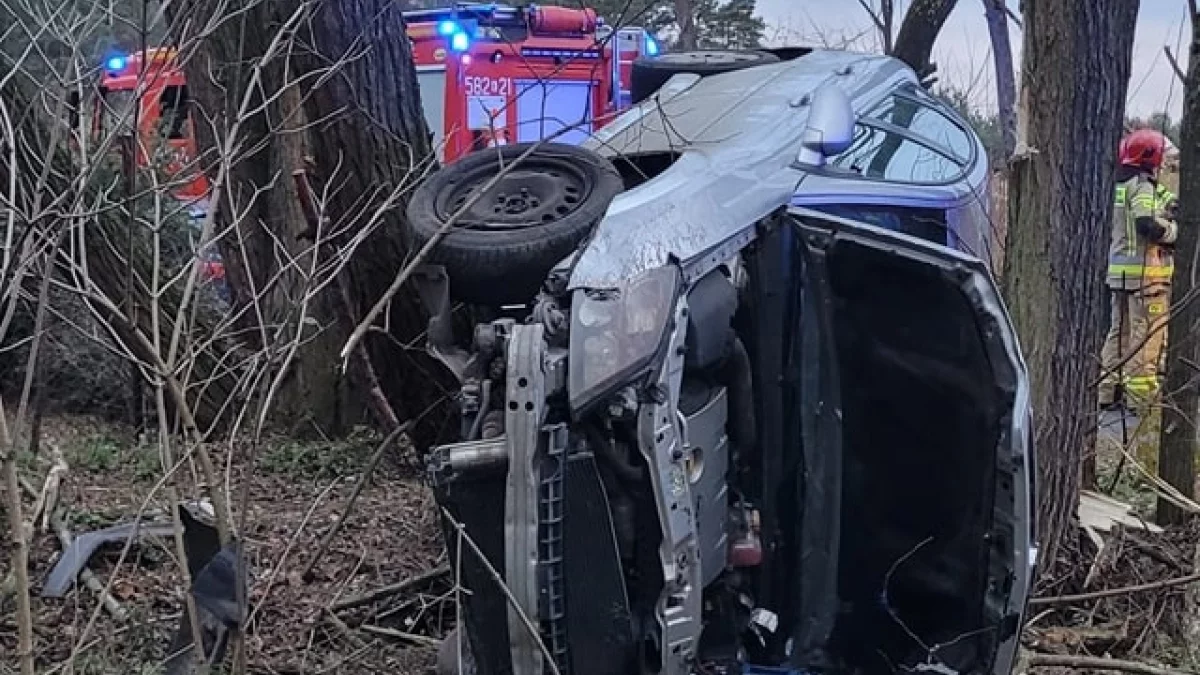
[569,50,915,290]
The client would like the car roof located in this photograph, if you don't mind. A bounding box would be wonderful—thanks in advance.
[569,50,919,289]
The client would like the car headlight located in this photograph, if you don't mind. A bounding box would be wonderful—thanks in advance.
[568,266,681,412]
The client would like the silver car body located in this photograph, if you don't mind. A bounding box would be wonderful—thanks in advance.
[567,49,1033,675]
[573,50,994,289]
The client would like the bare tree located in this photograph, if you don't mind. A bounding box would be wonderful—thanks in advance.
[172,0,444,438]
[1002,0,1140,566]
[1156,3,1200,526]
[675,0,698,49]
[856,0,897,53]
[856,0,958,78]
[982,0,1017,160]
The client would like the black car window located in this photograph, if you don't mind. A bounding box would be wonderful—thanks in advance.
[159,85,189,139]
[808,204,950,247]
[829,124,964,185]
[868,90,973,163]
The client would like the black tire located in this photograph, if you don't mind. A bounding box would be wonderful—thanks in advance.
[630,49,781,104]
[405,142,624,305]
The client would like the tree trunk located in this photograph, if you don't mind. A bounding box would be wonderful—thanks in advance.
[674,0,698,50]
[294,0,456,438]
[982,0,1017,161]
[1002,0,1139,569]
[175,1,361,436]
[1155,10,1200,526]
[890,0,957,80]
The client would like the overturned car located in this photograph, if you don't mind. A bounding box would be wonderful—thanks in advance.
[406,49,1037,675]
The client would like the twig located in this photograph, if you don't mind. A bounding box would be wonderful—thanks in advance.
[331,564,451,613]
[28,443,68,533]
[444,509,563,675]
[1028,653,1190,675]
[322,608,367,649]
[1164,46,1187,85]
[300,422,411,582]
[1029,572,1200,607]
[0,397,35,675]
[359,624,441,648]
[1003,4,1022,28]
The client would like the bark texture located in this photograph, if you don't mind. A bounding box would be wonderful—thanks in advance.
[674,0,698,50]
[293,0,450,436]
[1156,11,1200,526]
[174,1,352,435]
[890,0,957,79]
[178,0,445,437]
[1002,0,1139,568]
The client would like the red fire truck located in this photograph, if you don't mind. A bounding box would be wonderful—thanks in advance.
[404,2,659,162]
[84,48,210,211]
[83,4,655,204]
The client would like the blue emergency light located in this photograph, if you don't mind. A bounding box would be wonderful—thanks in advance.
[451,31,471,52]
[438,20,459,36]
[645,36,659,56]
[104,54,127,72]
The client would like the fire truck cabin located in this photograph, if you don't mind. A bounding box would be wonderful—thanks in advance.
[94,48,209,205]
[404,3,658,163]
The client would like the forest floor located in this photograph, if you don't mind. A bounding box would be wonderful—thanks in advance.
[2,411,1199,674]
[0,414,449,674]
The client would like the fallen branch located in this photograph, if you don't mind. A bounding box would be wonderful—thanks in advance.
[300,423,411,582]
[322,608,367,649]
[1030,572,1200,607]
[1028,653,1190,675]
[359,624,441,648]
[330,563,451,613]
[27,444,67,533]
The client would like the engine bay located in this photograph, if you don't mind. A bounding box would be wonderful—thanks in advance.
[424,215,1025,675]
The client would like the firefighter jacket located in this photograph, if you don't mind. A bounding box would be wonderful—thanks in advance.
[1155,183,1178,280]
[1109,174,1178,289]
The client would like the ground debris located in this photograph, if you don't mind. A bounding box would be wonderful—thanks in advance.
[1025,516,1200,666]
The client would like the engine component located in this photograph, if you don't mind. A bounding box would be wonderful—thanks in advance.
[505,324,550,675]
[679,383,731,586]
[684,269,738,372]
[564,451,636,675]
[636,298,703,675]
[728,507,763,569]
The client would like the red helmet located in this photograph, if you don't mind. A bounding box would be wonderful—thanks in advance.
[1119,129,1168,170]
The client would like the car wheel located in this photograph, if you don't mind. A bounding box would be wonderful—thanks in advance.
[405,142,624,305]
[630,50,781,104]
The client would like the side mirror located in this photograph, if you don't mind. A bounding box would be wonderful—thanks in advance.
[796,84,854,167]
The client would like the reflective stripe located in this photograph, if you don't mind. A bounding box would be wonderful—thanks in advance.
[1125,375,1159,396]
[1108,264,1173,280]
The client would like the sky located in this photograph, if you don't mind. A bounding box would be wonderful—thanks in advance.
[753,0,1190,120]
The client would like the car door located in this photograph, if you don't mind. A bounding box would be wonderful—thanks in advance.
[787,207,1034,675]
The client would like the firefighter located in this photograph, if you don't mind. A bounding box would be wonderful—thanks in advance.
[1151,180,1179,375]
[1099,129,1178,408]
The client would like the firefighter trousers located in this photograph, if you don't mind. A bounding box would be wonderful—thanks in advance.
[1099,285,1169,405]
